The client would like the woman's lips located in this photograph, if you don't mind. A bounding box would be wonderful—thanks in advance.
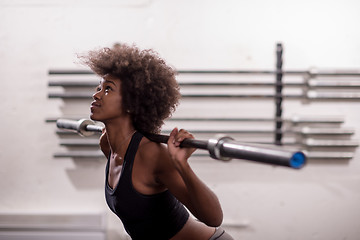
[90,101,101,110]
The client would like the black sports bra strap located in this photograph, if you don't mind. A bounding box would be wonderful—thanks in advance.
[124,131,143,166]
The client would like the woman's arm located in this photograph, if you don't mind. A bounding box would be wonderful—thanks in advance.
[158,128,223,227]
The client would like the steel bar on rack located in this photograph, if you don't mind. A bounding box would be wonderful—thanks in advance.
[58,138,359,148]
[138,128,355,136]
[56,119,306,169]
[177,69,360,76]
[304,139,359,147]
[306,152,354,159]
[52,151,354,160]
[49,69,360,76]
[306,91,360,99]
[48,80,306,87]
[167,116,345,124]
[308,79,360,88]
[55,127,354,136]
[49,80,360,89]
[47,91,360,100]
[47,92,302,99]
[46,116,345,124]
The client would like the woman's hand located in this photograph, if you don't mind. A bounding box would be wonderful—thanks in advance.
[100,128,110,159]
[167,128,196,170]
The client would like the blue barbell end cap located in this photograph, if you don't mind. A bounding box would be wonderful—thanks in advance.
[290,152,306,169]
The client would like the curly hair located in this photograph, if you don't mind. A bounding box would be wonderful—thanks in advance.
[79,43,181,134]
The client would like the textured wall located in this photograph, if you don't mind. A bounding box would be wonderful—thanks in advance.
[1,0,360,239]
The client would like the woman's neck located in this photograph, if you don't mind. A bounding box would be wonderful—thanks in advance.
[104,117,135,155]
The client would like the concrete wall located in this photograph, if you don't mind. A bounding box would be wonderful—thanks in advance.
[1,0,360,239]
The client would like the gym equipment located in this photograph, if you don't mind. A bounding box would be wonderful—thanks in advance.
[56,119,306,169]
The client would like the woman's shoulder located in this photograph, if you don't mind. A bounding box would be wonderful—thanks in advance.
[138,137,169,161]
[137,136,170,168]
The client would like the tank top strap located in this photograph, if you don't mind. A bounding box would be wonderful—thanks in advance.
[123,131,143,169]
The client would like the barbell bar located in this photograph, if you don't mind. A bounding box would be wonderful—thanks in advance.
[56,119,306,169]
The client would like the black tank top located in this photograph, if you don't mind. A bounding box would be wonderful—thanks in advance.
[105,132,189,240]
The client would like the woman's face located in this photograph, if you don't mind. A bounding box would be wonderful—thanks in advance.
[90,75,125,122]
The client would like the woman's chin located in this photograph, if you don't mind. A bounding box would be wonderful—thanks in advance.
[90,114,99,121]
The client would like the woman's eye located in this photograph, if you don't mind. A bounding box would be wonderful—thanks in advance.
[94,84,112,92]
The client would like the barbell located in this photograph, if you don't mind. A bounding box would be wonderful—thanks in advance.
[56,119,306,169]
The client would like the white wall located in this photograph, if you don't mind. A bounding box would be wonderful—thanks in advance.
[1,0,360,239]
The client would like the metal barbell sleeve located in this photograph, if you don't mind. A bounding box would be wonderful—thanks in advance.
[56,119,306,169]
[56,118,102,137]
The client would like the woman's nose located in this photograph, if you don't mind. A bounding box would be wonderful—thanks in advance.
[93,90,101,100]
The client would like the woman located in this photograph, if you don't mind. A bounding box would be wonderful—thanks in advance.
[80,43,233,240]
